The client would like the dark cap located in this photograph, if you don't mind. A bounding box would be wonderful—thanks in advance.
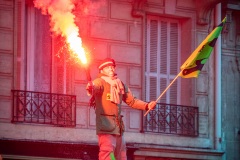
[98,58,116,70]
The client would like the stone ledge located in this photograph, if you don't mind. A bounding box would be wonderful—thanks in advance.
[132,143,224,160]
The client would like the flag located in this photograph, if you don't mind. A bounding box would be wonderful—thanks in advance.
[179,17,226,78]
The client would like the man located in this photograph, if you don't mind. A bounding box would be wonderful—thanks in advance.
[86,58,156,160]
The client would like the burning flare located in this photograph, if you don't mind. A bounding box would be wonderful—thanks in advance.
[67,29,87,64]
[34,0,87,64]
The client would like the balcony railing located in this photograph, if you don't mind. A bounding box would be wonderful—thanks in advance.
[12,90,76,127]
[143,103,199,136]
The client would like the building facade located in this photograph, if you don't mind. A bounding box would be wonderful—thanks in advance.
[0,0,239,159]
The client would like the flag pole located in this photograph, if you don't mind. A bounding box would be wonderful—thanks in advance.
[144,72,181,116]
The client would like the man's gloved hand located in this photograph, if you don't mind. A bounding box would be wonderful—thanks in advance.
[147,101,157,110]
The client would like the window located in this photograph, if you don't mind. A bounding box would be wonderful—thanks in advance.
[17,1,71,94]
[145,16,181,104]
[17,1,52,92]
[13,1,76,127]
[144,17,198,136]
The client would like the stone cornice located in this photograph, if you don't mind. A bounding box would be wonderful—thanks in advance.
[131,0,229,25]
[195,0,228,25]
[132,0,147,18]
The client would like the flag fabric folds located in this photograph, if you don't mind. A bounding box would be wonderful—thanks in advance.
[179,17,226,78]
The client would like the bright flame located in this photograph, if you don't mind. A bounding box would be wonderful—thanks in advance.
[34,0,88,65]
[67,33,87,64]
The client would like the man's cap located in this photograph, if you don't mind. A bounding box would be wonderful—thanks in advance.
[98,58,116,70]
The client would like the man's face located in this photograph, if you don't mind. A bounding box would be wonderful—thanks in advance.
[101,65,115,77]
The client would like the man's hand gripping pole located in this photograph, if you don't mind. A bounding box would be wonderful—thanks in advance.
[85,67,96,108]
[85,67,93,94]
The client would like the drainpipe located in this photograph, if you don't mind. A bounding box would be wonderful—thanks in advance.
[214,3,222,151]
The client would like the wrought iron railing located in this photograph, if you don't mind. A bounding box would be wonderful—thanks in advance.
[143,103,199,136]
[12,90,76,127]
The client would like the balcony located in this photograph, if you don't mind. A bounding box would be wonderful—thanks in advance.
[143,103,199,136]
[11,90,198,136]
[11,90,76,127]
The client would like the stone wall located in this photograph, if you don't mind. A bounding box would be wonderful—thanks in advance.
[0,0,239,159]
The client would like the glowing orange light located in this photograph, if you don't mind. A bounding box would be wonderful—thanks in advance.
[33,0,89,65]
[66,29,87,64]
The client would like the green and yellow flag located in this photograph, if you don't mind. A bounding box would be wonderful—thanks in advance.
[179,17,226,78]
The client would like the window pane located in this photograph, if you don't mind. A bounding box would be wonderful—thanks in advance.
[34,10,52,92]
[150,20,158,73]
[150,76,157,100]
[160,21,167,74]
[170,22,179,75]
[159,77,167,102]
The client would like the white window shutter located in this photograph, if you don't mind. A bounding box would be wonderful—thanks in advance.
[149,20,158,73]
[159,21,168,103]
[146,16,180,104]
[169,22,180,104]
